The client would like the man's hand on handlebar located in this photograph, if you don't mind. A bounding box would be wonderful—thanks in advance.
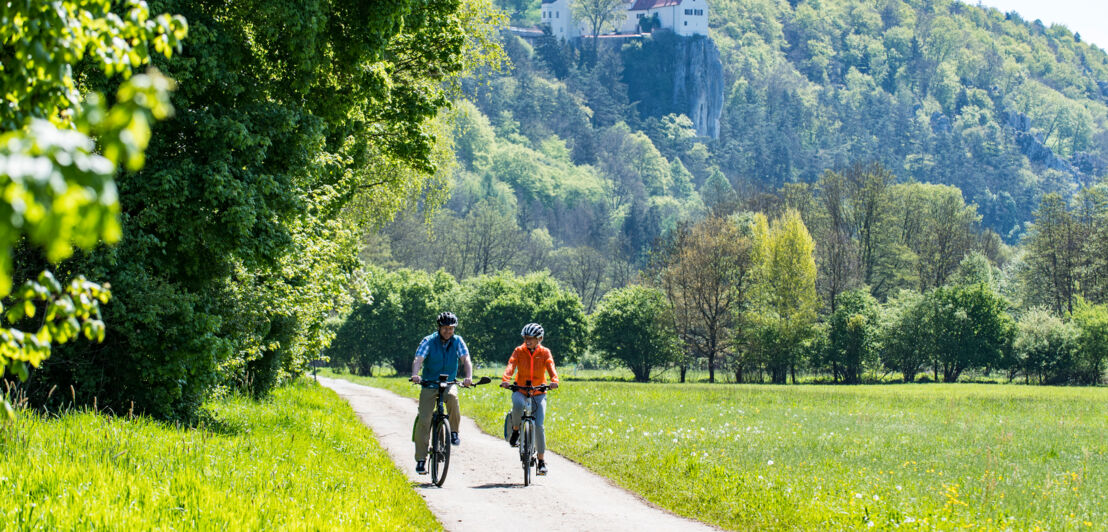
[410,375,422,384]
[549,382,559,390]
[499,381,511,389]
[462,377,473,388]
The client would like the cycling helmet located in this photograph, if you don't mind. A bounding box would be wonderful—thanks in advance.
[437,311,458,326]
[521,323,544,338]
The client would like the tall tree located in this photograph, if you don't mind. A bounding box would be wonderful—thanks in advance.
[1,0,186,414]
[657,216,754,383]
[1024,193,1082,315]
[30,0,503,421]
[746,210,819,384]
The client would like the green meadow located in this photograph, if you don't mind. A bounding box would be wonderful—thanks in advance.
[343,371,1108,530]
[0,381,437,531]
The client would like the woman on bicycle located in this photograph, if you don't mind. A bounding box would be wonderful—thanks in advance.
[500,322,559,475]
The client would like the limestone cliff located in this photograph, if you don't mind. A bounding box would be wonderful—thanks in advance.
[620,32,724,139]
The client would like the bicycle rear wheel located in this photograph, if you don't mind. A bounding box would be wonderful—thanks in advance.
[521,419,534,486]
[430,418,452,486]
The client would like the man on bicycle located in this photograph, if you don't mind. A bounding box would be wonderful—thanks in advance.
[500,322,559,475]
[410,311,473,475]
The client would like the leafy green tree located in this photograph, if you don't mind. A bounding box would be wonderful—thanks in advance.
[880,289,929,382]
[746,210,819,384]
[591,285,682,382]
[30,0,502,421]
[0,0,185,415]
[1013,308,1078,384]
[824,289,881,384]
[701,169,736,213]
[1070,299,1108,385]
[1022,193,1083,315]
[657,216,754,383]
[925,283,1014,382]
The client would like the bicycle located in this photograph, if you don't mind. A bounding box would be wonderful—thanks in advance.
[506,381,550,486]
[415,374,491,486]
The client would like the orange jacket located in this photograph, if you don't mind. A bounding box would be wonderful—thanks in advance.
[502,344,559,395]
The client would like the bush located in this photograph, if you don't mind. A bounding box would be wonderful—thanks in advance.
[1071,299,1108,385]
[1013,308,1078,384]
[590,285,681,382]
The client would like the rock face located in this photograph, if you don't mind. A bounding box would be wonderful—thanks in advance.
[672,36,724,138]
[620,32,724,139]
[1005,111,1080,176]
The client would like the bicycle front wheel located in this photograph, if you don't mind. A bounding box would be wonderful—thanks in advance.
[521,419,534,486]
[430,418,452,486]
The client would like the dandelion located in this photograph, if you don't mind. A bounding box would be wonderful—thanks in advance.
[767,460,774,466]
[873,495,880,501]
[855,493,863,499]
[896,485,902,491]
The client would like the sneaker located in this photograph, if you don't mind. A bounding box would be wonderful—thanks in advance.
[450,432,460,446]
[537,460,548,476]
[509,429,519,447]
[415,460,427,475]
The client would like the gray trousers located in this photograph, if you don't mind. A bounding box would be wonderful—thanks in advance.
[509,391,548,455]
[414,386,459,461]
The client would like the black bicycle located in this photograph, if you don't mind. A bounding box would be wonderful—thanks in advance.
[417,374,491,486]
[506,381,550,486]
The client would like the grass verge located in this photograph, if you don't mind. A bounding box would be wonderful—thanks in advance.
[0,379,439,531]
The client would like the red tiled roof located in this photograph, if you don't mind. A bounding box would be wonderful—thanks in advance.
[629,0,682,10]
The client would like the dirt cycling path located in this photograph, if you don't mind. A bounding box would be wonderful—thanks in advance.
[318,377,717,532]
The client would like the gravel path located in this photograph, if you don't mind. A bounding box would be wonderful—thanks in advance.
[318,377,717,532]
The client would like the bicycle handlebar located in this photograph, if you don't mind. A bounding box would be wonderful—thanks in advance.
[506,383,551,392]
[411,376,492,388]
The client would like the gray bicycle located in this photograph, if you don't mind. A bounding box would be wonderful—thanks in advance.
[506,381,550,486]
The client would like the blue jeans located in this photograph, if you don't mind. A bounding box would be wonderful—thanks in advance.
[510,392,547,455]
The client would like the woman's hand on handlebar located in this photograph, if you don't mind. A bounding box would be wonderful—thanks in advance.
[499,381,512,389]
[549,382,559,390]
[410,375,422,384]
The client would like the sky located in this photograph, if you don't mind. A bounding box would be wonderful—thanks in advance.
[972,0,1108,50]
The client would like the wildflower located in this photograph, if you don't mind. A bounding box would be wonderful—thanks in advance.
[767,460,774,466]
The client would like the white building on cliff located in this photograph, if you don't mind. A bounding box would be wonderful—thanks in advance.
[540,0,709,40]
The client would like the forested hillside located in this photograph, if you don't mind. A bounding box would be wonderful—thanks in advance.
[372,0,1108,291]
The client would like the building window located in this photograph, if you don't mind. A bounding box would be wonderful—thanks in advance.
[556,11,559,18]
[685,8,692,14]
[684,21,688,26]
[637,13,644,18]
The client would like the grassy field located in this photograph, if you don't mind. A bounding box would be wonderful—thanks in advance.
[329,369,1108,530]
[0,379,439,531]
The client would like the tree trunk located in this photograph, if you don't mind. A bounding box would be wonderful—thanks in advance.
[680,365,687,383]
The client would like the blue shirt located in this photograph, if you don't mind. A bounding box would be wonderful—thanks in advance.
[415,333,470,388]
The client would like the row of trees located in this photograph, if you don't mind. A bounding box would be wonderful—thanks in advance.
[327,268,587,375]
[342,205,1108,385]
